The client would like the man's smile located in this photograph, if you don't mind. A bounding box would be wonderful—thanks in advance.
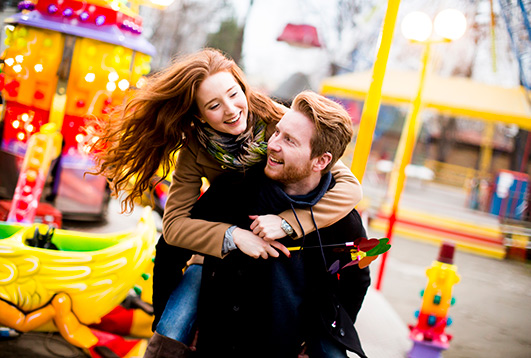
[268,155,284,165]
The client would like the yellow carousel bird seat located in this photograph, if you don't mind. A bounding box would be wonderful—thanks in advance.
[0,206,157,348]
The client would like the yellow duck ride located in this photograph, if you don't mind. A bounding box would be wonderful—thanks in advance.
[0,206,157,349]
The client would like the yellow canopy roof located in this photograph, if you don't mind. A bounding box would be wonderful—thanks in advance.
[320,69,531,130]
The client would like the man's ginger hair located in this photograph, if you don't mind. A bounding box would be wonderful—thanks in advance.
[291,91,354,172]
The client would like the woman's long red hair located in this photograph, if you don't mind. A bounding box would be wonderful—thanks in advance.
[90,48,284,212]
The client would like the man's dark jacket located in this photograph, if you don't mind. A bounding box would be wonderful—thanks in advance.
[187,165,370,358]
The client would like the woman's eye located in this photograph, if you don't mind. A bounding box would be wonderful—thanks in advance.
[230,91,238,97]
[209,103,219,110]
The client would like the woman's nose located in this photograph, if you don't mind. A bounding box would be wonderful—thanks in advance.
[224,101,237,115]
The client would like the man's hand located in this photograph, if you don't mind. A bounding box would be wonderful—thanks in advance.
[249,215,287,240]
[232,227,290,259]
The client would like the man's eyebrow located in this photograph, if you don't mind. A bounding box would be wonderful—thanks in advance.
[279,125,299,144]
[286,132,299,144]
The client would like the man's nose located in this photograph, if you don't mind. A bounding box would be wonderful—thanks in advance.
[268,136,280,151]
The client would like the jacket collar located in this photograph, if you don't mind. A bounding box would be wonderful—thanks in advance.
[267,171,333,207]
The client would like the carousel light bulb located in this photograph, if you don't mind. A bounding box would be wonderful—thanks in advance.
[113,46,124,55]
[110,1,120,11]
[136,77,147,88]
[12,120,20,129]
[5,58,14,66]
[108,72,119,82]
[26,124,34,132]
[118,79,129,91]
[106,82,117,91]
[21,113,30,121]
[86,46,97,57]
[79,12,89,21]
[16,38,27,47]
[95,15,106,26]
[75,134,84,143]
[13,64,22,73]
[17,132,25,141]
[47,4,58,14]
[15,55,24,63]
[63,8,73,17]
[17,27,27,37]
[34,64,43,72]
[85,73,96,82]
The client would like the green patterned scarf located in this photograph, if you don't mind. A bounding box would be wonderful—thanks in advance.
[195,118,268,171]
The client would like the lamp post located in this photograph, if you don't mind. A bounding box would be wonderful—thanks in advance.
[375,9,467,291]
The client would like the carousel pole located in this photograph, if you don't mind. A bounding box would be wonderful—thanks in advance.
[376,42,431,291]
[350,0,402,182]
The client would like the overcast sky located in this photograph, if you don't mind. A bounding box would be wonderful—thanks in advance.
[232,0,336,91]
[231,0,521,92]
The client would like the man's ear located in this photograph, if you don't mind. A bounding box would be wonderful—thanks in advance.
[312,152,332,172]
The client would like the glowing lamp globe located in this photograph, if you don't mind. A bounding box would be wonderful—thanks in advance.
[401,11,432,42]
[434,9,467,41]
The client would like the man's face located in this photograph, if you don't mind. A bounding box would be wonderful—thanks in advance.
[265,109,315,185]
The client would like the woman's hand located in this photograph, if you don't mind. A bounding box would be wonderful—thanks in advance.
[249,215,286,240]
[232,228,290,259]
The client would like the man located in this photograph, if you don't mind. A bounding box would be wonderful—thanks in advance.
[190,91,370,358]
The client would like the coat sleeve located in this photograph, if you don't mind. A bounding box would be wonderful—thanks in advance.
[279,160,362,238]
[162,146,231,258]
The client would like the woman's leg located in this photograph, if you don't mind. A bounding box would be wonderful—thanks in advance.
[152,236,193,330]
[155,264,203,344]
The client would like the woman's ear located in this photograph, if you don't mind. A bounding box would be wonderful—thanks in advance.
[312,152,332,172]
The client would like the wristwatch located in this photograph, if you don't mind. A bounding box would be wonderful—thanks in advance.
[280,219,295,238]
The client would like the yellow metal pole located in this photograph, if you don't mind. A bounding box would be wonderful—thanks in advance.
[391,41,431,209]
[386,43,431,202]
[350,0,401,183]
[375,41,431,291]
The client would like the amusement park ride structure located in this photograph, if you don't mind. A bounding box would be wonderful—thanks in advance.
[0,0,156,220]
[0,1,165,355]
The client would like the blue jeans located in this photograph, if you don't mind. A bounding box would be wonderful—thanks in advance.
[155,264,202,344]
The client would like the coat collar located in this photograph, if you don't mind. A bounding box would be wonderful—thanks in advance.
[264,171,333,208]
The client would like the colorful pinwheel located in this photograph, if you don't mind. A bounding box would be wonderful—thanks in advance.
[327,237,391,274]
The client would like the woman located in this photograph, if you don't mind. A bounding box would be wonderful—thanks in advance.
[91,48,362,356]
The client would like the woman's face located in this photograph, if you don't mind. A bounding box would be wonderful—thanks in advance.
[196,71,249,136]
